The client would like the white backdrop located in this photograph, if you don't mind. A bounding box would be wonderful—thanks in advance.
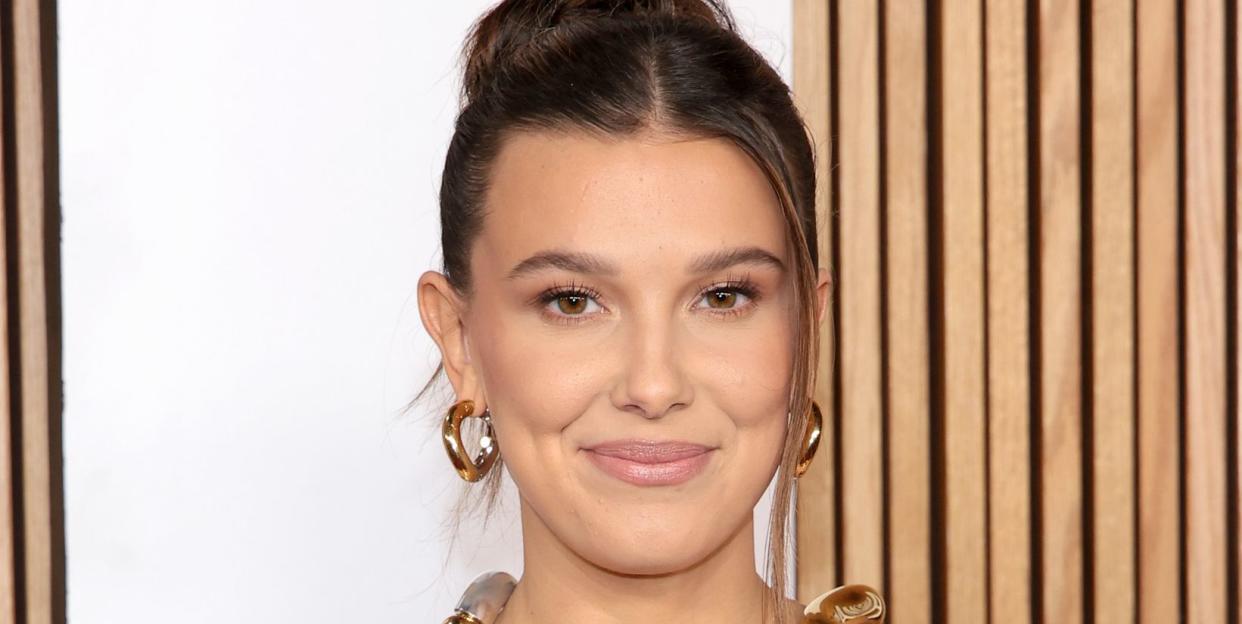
[60,1,792,621]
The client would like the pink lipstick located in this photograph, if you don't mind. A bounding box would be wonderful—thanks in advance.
[582,440,715,486]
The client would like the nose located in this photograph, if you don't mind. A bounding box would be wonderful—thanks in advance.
[610,315,693,419]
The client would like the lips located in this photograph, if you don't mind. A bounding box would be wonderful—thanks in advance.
[582,440,715,486]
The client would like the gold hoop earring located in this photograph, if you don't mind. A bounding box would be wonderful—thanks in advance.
[442,399,499,483]
[795,401,823,478]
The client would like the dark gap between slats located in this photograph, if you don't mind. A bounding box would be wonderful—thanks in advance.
[828,0,846,591]
[1223,1,1240,623]
[1175,0,1189,619]
[1025,0,1045,622]
[1079,1,1097,623]
[980,0,995,620]
[1128,2,1142,621]
[0,0,30,619]
[927,1,948,622]
[876,0,895,611]
[39,1,67,618]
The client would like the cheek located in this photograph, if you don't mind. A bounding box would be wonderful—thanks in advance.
[465,300,605,438]
[693,311,796,428]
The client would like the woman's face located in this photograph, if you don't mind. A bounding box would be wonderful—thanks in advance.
[421,129,826,576]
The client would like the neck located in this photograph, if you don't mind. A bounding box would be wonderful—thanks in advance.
[496,500,788,624]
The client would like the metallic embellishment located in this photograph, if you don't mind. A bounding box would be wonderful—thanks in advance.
[441,571,517,624]
[803,584,886,623]
[442,399,500,482]
[795,401,824,478]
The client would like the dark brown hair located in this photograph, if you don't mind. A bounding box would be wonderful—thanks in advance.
[424,1,823,620]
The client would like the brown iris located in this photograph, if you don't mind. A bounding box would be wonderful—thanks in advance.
[556,295,589,315]
[706,290,737,309]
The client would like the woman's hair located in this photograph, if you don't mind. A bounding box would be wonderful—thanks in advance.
[422,1,823,620]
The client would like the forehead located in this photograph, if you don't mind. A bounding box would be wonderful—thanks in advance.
[477,130,788,272]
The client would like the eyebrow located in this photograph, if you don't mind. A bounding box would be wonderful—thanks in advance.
[504,245,786,280]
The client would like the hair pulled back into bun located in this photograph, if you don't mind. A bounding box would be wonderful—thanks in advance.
[462,0,734,102]
[429,3,822,621]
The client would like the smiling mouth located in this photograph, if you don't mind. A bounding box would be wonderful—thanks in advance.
[582,440,715,486]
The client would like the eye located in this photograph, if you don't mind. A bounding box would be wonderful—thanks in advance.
[536,283,604,323]
[550,292,600,316]
[702,289,744,309]
[693,279,761,316]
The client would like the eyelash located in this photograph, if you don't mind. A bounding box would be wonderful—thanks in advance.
[533,275,762,326]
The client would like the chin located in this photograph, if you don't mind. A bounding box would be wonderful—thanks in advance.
[580,538,712,577]
[570,507,730,576]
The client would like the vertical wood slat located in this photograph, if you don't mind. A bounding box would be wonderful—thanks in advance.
[939,0,987,622]
[1089,1,1137,623]
[883,0,931,620]
[1236,0,1242,614]
[984,1,1032,622]
[835,0,886,591]
[1038,0,1085,621]
[1135,0,1182,620]
[10,0,62,622]
[793,0,837,599]
[1183,0,1229,622]
[0,2,14,619]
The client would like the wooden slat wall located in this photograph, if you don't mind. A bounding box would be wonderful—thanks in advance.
[794,0,838,596]
[1090,0,1136,622]
[883,0,932,621]
[985,1,1033,623]
[1038,0,1086,621]
[836,0,886,592]
[793,1,1242,622]
[1135,0,1181,621]
[1236,0,1241,615]
[1,0,65,623]
[940,0,988,622]
[1184,2,1230,623]
[0,5,14,618]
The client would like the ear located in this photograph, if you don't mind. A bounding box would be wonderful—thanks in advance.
[814,267,832,325]
[416,270,488,412]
